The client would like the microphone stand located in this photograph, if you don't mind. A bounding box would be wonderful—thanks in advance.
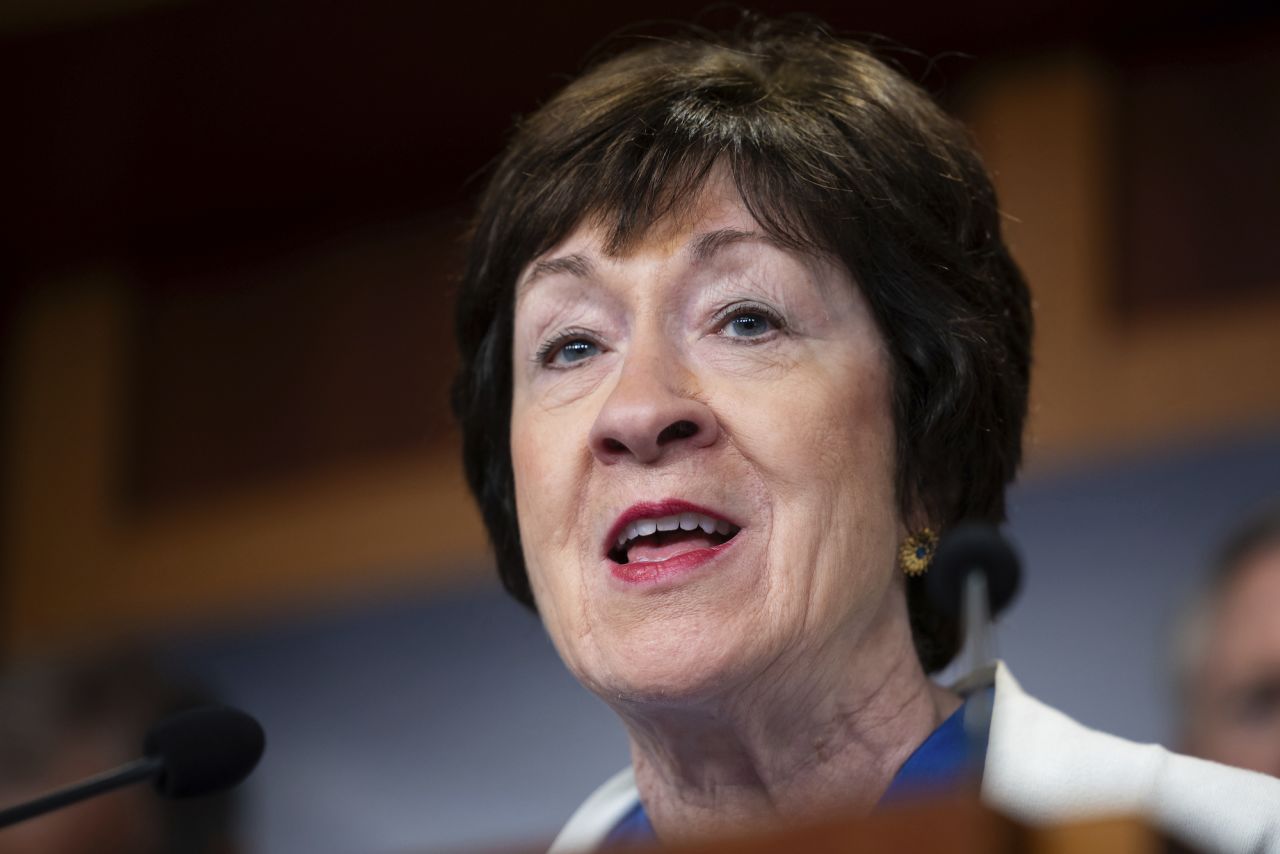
[0,755,165,828]
[929,524,1021,773]
[961,570,996,764]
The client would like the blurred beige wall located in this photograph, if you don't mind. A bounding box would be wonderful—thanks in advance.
[965,53,1280,464]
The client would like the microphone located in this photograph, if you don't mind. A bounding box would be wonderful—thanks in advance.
[926,522,1021,630]
[926,524,1022,763]
[0,705,264,828]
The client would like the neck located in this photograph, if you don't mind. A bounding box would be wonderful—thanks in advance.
[615,607,959,843]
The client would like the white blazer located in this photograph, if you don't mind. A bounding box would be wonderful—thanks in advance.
[548,663,1280,853]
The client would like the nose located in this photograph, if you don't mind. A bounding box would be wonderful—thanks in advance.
[588,352,719,465]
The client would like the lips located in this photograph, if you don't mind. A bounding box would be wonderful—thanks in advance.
[604,500,741,565]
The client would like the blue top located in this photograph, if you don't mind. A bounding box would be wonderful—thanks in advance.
[602,696,985,847]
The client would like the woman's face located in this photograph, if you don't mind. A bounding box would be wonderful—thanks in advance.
[510,175,905,705]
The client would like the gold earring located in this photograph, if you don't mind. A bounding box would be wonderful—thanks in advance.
[899,528,937,577]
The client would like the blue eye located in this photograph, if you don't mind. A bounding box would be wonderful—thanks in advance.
[535,326,604,368]
[719,305,783,339]
[548,338,600,366]
[726,313,773,337]
[535,332,604,368]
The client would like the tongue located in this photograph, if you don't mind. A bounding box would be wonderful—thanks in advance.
[626,530,721,563]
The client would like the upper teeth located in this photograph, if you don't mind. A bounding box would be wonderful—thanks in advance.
[617,512,733,547]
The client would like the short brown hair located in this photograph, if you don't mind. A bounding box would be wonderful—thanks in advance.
[453,15,1032,672]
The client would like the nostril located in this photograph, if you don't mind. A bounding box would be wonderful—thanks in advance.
[603,437,628,453]
[657,420,699,445]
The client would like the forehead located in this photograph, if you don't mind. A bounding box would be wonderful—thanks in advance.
[516,172,770,293]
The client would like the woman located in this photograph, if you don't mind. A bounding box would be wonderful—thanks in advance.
[452,17,1280,853]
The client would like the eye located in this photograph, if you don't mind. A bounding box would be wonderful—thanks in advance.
[536,329,603,368]
[554,339,600,364]
[725,313,773,338]
[716,303,785,340]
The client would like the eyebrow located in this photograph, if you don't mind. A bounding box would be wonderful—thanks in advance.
[520,253,597,293]
[688,227,775,262]
[518,228,785,295]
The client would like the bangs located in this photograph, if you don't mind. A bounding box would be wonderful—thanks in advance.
[490,41,865,278]
[510,134,841,275]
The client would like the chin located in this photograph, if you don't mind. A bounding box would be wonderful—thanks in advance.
[580,611,769,708]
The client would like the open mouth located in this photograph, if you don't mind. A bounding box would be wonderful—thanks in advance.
[607,510,741,565]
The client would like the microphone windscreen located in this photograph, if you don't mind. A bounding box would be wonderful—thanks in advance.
[144,705,265,798]
[926,523,1022,620]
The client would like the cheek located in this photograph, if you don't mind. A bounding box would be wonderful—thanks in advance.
[728,343,895,499]
[511,394,583,514]
[816,345,896,503]
[721,343,898,616]
[510,402,592,616]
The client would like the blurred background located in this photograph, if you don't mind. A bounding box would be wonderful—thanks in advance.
[2,1,1279,852]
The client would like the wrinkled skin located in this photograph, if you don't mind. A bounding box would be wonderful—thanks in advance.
[510,173,958,839]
